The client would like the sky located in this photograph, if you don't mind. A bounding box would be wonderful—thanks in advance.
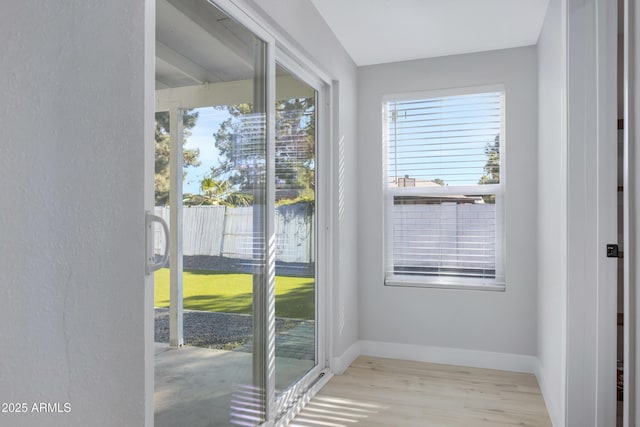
[387,92,502,187]
[182,93,499,195]
[183,107,229,194]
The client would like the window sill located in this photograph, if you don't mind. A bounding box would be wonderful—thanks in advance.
[384,276,506,292]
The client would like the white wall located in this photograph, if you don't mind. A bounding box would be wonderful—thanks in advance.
[357,47,539,363]
[242,0,360,363]
[537,0,567,425]
[628,0,640,420]
[565,0,618,425]
[0,2,147,426]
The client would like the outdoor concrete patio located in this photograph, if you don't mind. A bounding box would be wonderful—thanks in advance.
[154,317,315,426]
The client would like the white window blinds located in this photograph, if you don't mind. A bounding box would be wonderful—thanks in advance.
[384,90,504,287]
[387,92,502,187]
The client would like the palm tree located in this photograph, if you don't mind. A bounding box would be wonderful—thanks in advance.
[187,175,252,206]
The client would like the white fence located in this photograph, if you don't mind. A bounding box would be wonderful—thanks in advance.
[154,204,315,264]
[392,203,496,274]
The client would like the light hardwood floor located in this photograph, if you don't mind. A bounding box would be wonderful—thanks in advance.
[290,356,552,426]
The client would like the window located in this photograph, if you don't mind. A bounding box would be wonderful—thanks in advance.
[383,87,505,290]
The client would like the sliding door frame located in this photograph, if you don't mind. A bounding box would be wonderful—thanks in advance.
[210,1,335,422]
[199,0,278,421]
[147,0,335,424]
[270,50,333,421]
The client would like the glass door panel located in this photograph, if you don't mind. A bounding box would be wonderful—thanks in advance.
[153,1,325,424]
[154,0,267,425]
[274,64,318,394]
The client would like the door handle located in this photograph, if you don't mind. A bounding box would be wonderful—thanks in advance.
[146,211,169,275]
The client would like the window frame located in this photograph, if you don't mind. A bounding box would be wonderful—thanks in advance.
[382,85,506,291]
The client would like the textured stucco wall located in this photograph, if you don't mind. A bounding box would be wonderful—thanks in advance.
[0,2,147,426]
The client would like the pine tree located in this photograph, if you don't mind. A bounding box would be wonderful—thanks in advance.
[210,98,315,203]
[478,134,500,203]
[154,110,201,205]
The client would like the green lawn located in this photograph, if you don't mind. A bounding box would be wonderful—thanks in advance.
[154,268,315,320]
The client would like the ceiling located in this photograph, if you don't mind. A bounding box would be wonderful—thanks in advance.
[309,0,550,66]
[156,0,258,89]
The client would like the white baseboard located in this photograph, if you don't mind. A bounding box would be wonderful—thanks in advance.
[331,340,536,374]
[534,359,563,427]
[344,340,538,373]
[330,341,361,374]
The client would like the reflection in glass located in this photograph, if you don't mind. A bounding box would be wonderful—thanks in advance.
[153,0,267,425]
[274,64,317,394]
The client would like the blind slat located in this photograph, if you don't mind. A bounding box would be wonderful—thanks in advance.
[385,90,503,281]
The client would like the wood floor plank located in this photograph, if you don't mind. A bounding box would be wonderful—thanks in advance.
[290,356,552,426]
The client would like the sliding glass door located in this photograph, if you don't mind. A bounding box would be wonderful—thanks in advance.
[274,64,318,395]
[153,0,326,425]
[154,0,268,425]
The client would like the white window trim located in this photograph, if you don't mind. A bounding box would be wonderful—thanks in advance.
[382,85,506,291]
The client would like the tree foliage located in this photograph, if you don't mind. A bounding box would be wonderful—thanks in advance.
[210,98,315,204]
[210,104,254,189]
[478,134,500,185]
[274,97,315,203]
[183,175,252,206]
[155,110,201,205]
[478,134,500,203]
